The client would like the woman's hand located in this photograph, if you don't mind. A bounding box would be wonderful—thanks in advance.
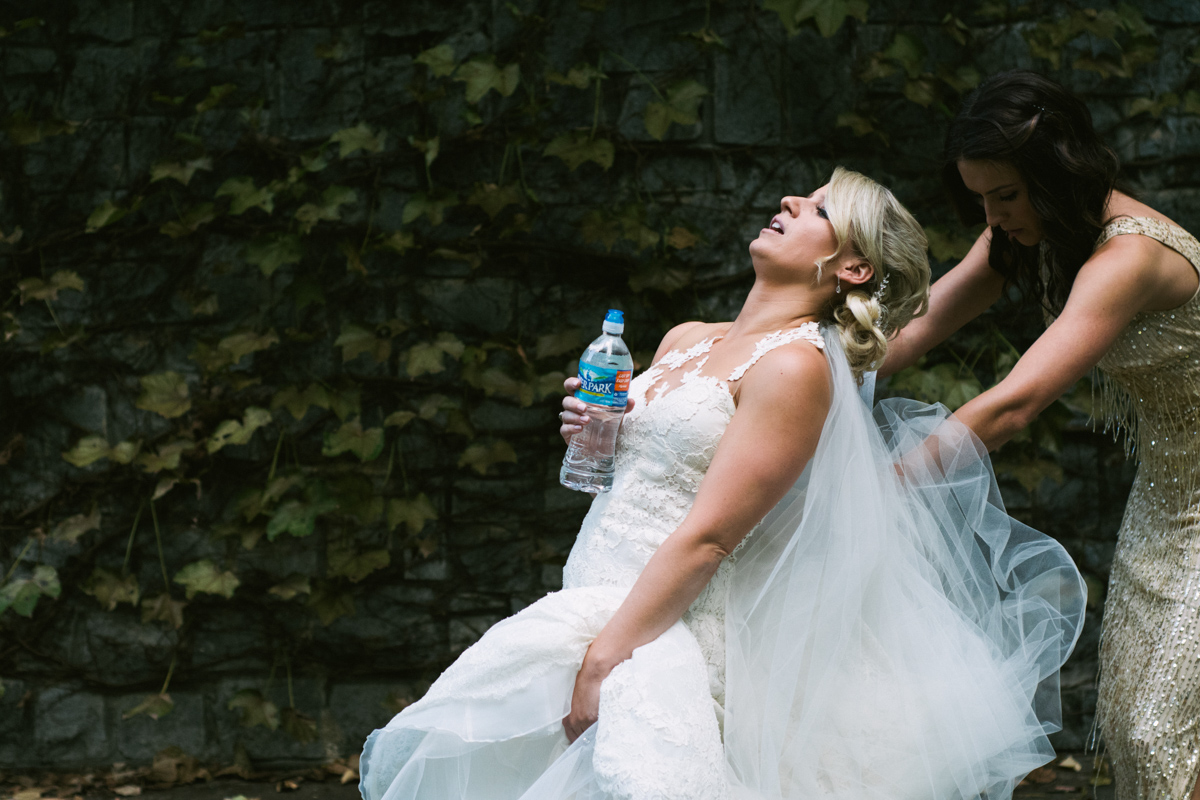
[563,651,610,743]
[559,377,635,443]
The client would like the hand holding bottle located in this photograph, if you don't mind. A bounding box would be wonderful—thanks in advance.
[559,376,636,442]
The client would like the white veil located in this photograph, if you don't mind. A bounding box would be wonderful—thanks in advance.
[723,326,1086,799]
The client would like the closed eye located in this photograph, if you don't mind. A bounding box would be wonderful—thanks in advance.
[998,191,1018,202]
[817,206,828,219]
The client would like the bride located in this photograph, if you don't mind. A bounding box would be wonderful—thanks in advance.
[358,168,1086,799]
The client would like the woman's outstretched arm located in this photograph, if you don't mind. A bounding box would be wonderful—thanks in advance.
[562,342,831,742]
[880,228,1004,378]
[951,234,1166,450]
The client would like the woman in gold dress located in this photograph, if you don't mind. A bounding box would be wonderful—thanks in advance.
[882,70,1200,799]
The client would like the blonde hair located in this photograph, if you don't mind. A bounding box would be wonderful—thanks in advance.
[818,167,931,377]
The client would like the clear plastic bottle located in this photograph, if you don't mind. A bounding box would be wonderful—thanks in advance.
[559,309,634,494]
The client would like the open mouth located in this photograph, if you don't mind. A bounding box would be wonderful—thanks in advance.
[768,217,785,234]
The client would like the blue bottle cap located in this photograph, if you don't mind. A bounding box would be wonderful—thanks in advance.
[602,309,624,335]
[605,309,624,324]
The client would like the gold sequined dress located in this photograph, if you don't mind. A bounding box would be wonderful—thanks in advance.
[1069,217,1200,799]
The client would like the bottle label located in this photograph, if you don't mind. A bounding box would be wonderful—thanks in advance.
[576,364,632,408]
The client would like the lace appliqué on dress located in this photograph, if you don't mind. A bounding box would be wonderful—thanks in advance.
[727,321,824,382]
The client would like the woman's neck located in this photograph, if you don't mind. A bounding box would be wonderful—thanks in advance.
[723,281,825,340]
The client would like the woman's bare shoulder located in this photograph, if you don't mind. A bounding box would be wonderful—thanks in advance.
[1106,190,1186,230]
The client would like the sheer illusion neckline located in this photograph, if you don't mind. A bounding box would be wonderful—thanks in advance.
[639,322,824,411]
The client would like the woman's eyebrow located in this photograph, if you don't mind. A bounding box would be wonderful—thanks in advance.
[977,183,1017,196]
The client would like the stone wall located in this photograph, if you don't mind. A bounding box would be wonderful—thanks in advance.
[1,0,1198,770]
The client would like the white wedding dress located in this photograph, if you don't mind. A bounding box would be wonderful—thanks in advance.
[359,324,1086,800]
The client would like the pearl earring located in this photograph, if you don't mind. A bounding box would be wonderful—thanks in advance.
[835,275,842,294]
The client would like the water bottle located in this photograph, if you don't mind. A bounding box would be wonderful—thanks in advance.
[559,309,634,494]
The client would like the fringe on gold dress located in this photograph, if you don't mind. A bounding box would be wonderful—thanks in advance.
[1056,217,1200,799]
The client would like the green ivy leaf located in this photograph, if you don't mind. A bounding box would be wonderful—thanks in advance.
[109,440,141,464]
[191,329,280,372]
[333,475,384,525]
[995,457,1064,494]
[458,440,518,475]
[174,559,240,599]
[402,191,459,226]
[643,80,707,140]
[888,363,982,411]
[336,322,392,363]
[85,200,132,233]
[379,230,416,254]
[480,367,534,406]
[18,269,85,304]
[295,185,357,233]
[327,386,362,420]
[62,435,112,468]
[227,688,279,729]
[136,372,192,418]
[835,111,887,144]
[206,407,272,454]
[327,541,390,583]
[407,135,439,168]
[883,32,925,78]
[800,0,870,37]
[82,566,139,611]
[415,43,456,77]
[329,123,387,158]
[159,202,216,238]
[323,418,385,462]
[150,157,213,186]
[271,384,330,421]
[123,693,174,721]
[0,565,61,617]
[51,506,101,543]
[467,182,524,218]
[136,440,192,473]
[307,580,355,626]
[924,225,977,262]
[3,113,78,146]
[383,410,416,428]
[267,574,311,601]
[405,332,466,378]
[544,132,614,171]
[266,488,337,540]
[387,493,438,535]
[281,707,319,743]
[195,83,237,113]
[454,56,520,103]
[216,177,275,215]
[245,234,303,277]
[547,64,606,89]
[141,592,187,628]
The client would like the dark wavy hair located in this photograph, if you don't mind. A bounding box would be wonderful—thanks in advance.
[942,70,1119,316]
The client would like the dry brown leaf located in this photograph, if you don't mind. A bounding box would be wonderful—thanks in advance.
[112,787,142,797]
[274,779,301,792]
[1028,766,1056,783]
[1058,755,1083,772]
[13,790,48,800]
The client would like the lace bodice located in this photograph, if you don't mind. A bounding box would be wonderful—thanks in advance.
[562,322,824,701]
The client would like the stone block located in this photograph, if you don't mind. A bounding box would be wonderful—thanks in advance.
[69,1,134,41]
[34,684,110,765]
[211,677,327,765]
[714,46,783,146]
[326,682,411,756]
[416,277,516,334]
[112,689,207,761]
[5,46,58,75]
[0,678,31,767]
[62,47,142,118]
[60,385,108,435]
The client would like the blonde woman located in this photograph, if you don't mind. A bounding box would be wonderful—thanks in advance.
[358,168,1085,799]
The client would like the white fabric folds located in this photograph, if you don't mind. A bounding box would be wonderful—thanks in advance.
[358,327,1086,800]
[723,330,1086,798]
